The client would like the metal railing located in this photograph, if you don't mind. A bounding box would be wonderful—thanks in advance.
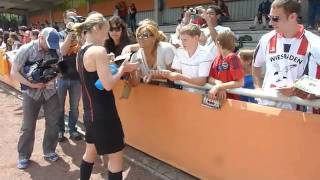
[152,79,320,109]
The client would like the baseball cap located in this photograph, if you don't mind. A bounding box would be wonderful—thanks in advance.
[41,27,60,49]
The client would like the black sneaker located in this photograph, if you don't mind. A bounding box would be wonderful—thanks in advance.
[58,132,66,142]
[69,131,82,141]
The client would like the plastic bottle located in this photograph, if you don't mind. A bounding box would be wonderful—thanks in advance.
[95,63,118,90]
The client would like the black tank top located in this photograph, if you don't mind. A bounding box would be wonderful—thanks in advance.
[77,45,120,122]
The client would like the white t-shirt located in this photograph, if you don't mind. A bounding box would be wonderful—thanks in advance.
[172,44,213,78]
[131,41,176,76]
[253,26,320,109]
[172,44,213,93]
[202,25,231,60]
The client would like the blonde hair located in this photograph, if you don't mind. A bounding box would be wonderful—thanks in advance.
[136,23,167,52]
[137,19,167,41]
[238,49,254,63]
[179,24,201,37]
[72,12,108,36]
[216,30,236,52]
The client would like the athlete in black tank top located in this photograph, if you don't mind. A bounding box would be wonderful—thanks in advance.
[74,12,139,180]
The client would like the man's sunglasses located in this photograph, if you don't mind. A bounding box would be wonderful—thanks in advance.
[137,32,153,40]
[110,27,122,32]
[268,15,280,22]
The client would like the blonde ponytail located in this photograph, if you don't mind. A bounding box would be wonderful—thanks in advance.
[72,12,107,36]
[72,22,86,37]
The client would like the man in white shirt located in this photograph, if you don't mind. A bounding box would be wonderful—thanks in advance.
[201,5,231,60]
[252,0,320,109]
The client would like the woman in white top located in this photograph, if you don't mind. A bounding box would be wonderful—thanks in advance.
[130,22,175,84]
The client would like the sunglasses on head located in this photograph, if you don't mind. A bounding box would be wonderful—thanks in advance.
[110,26,121,32]
[137,31,153,40]
[268,15,280,22]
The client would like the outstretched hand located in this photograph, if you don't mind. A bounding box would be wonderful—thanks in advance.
[121,58,140,73]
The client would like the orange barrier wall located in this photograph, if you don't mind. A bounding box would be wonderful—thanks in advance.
[2,75,320,180]
[112,81,320,180]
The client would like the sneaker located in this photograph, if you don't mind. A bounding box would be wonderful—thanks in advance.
[58,132,66,142]
[17,159,29,169]
[44,152,59,162]
[69,131,82,141]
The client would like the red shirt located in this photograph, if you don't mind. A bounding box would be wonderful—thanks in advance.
[209,53,244,99]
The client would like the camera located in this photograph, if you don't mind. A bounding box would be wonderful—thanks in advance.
[23,49,59,84]
[68,16,86,23]
[66,16,86,32]
[188,8,198,15]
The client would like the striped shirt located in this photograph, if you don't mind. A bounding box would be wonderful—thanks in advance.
[13,40,57,100]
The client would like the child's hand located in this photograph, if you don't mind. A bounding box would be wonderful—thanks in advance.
[209,85,227,101]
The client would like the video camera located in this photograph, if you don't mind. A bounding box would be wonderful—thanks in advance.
[66,16,86,32]
[188,8,199,15]
[23,49,59,84]
[68,15,86,23]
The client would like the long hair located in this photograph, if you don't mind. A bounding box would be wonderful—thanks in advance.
[104,16,132,56]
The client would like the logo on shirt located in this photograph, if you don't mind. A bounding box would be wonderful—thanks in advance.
[269,54,304,64]
[271,63,297,87]
[217,61,229,72]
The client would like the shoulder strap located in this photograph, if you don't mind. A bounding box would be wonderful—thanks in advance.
[77,44,94,83]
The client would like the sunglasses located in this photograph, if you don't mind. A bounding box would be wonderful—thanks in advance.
[268,15,280,22]
[137,32,153,40]
[110,27,122,32]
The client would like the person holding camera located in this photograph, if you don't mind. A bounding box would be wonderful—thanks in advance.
[190,6,207,28]
[11,27,61,169]
[57,9,82,142]
[201,5,231,60]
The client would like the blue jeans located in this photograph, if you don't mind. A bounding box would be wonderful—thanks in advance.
[129,17,137,33]
[308,0,320,28]
[57,78,81,134]
[18,93,60,160]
